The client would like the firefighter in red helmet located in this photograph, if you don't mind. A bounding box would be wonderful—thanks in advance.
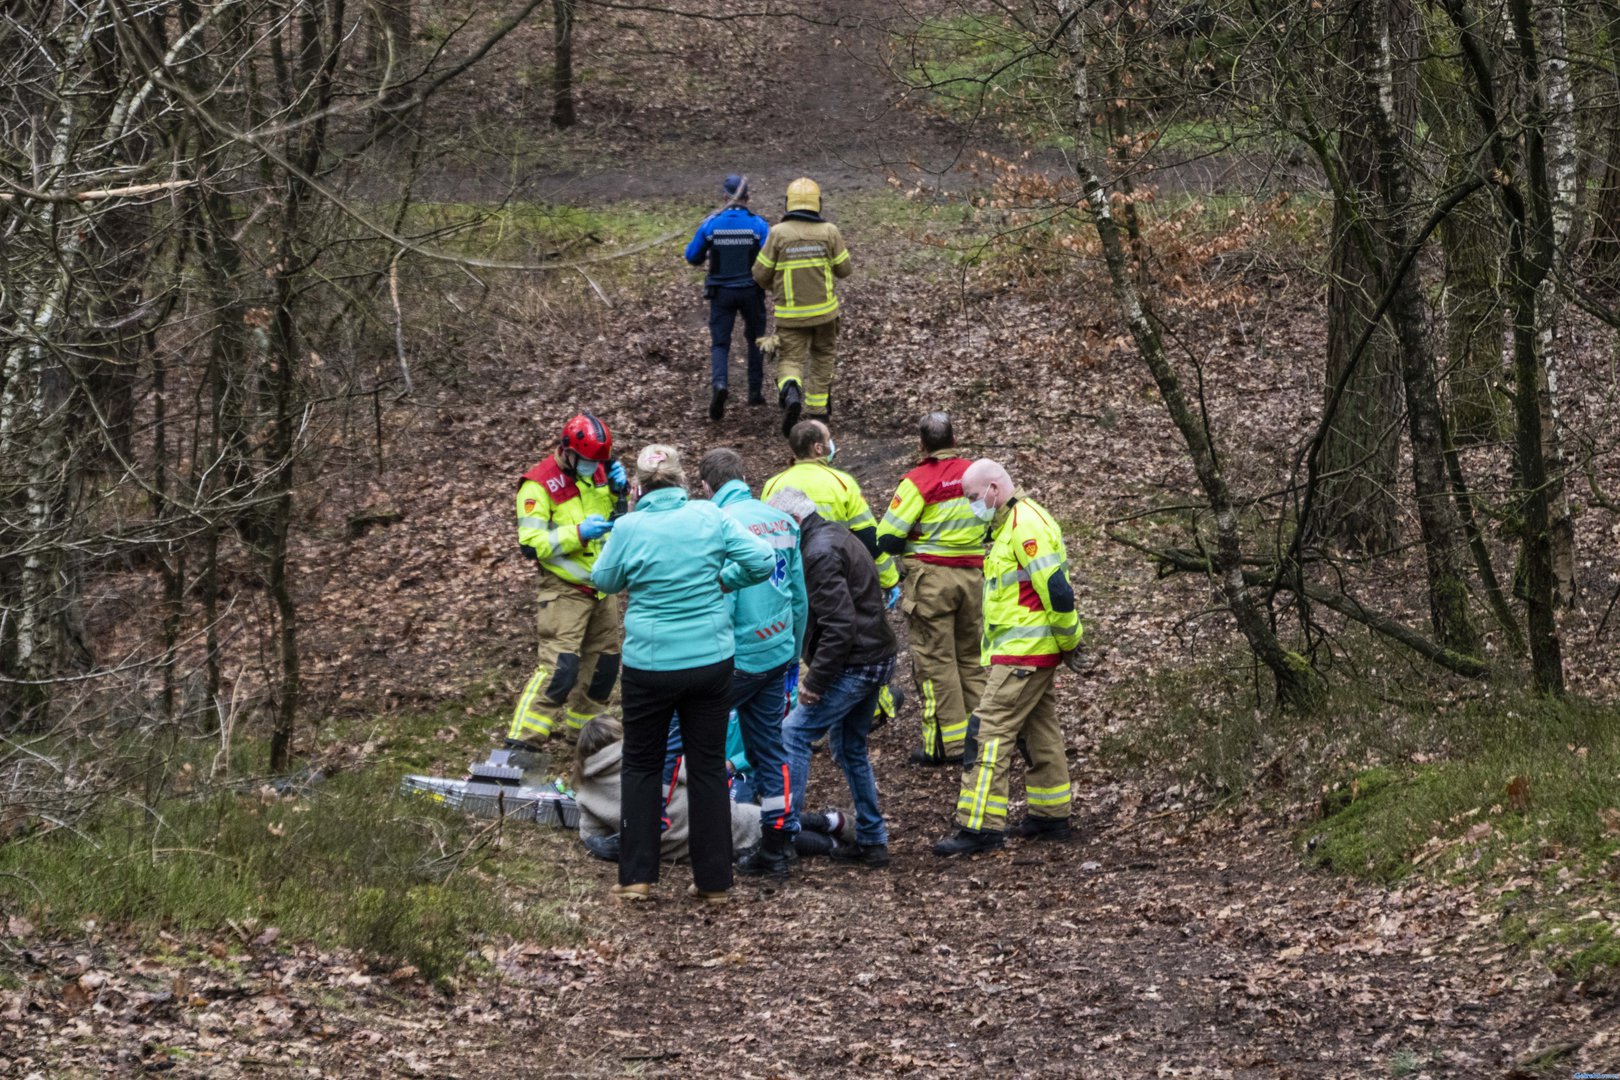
[507,412,628,747]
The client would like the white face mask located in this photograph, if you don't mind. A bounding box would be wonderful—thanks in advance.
[574,458,597,480]
[969,493,996,522]
[825,438,838,463]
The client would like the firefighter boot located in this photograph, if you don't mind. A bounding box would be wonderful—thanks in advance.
[931,828,1005,857]
[736,826,791,881]
[1015,815,1072,842]
[780,380,803,438]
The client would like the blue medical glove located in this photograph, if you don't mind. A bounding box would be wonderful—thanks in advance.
[885,584,902,610]
[579,515,614,542]
[607,460,628,493]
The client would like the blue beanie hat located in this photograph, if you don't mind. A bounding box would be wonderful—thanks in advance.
[723,174,749,200]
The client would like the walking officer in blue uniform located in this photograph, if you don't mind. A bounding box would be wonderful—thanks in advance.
[685,174,771,422]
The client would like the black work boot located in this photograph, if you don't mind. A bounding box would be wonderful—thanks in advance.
[747,387,767,406]
[709,386,728,421]
[779,381,802,438]
[931,828,1005,857]
[830,841,890,868]
[1014,815,1072,842]
[736,827,791,880]
[908,747,963,767]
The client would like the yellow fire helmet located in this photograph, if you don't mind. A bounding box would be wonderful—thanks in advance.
[785,177,821,214]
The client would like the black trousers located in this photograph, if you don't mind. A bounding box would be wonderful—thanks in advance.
[619,658,734,891]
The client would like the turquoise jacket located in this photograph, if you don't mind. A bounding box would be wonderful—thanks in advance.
[591,486,774,671]
[711,479,808,675]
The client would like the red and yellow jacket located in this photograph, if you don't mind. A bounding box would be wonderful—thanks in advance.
[875,451,985,568]
[515,456,616,592]
[981,493,1081,666]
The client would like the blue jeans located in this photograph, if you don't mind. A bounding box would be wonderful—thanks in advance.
[708,285,766,395]
[783,658,895,846]
[733,661,792,832]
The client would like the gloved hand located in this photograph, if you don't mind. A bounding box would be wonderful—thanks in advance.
[579,514,614,542]
[885,584,902,610]
[607,460,628,494]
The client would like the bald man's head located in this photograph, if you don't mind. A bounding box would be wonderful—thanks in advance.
[962,458,1014,512]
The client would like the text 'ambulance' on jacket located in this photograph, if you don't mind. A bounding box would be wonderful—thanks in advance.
[711,479,809,675]
[752,212,852,326]
[876,450,986,568]
[684,205,770,290]
[982,493,1082,666]
[516,457,618,593]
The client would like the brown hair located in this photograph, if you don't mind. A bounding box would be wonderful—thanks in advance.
[571,715,624,789]
[699,447,747,493]
[787,419,829,460]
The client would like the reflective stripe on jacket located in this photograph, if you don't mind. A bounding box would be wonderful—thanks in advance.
[711,479,809,675]
[589,487,774,672]
[516,456,616,591]
[684,206,770,289]
[981,494,1082,666]
[762,460,898,589]
[876,451,985,568]
[752,213,851,327]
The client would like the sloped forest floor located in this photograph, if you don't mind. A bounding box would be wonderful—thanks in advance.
[5,0,1620,1076]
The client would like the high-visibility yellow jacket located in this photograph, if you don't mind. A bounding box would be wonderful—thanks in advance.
[982,493,1081,666]
[762,460,899,589]
[752,213,851,327]
[875,450,985,568]
[516,455,617,592]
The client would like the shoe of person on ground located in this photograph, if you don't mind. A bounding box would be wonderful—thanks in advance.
[507,412,628,750]
[685,174,770,421]
[875,412,988,765]
[931,828,1005,857]
[753,177,852,427]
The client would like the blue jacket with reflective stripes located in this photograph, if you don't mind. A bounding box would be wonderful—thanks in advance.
[712,479,808,674]
[685,206,770,289]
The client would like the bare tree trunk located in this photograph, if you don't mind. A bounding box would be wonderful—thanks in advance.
[1318,7,1401,552]
[1534,0,1576,606]
[1370,0,1480,654]
[1059,0,1321,707]
[1443,0,1565,691]
[552,0,576,128]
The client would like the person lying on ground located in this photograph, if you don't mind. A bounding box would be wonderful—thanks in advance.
[574,716,854,862]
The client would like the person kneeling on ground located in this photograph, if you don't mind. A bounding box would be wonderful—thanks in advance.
[575,717,854,862]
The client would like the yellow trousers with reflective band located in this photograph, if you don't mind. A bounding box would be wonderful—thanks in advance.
[955,665,1069,832]
[775,319,838,415]
[508,574,621,744]
[903,561,985,759]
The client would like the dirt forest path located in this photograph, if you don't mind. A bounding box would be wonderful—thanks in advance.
[371,3,1619,1075]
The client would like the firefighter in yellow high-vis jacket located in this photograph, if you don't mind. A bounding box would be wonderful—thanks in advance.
[507,412,628,749]
[753,178,852,438]
[932,458,1082,857]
